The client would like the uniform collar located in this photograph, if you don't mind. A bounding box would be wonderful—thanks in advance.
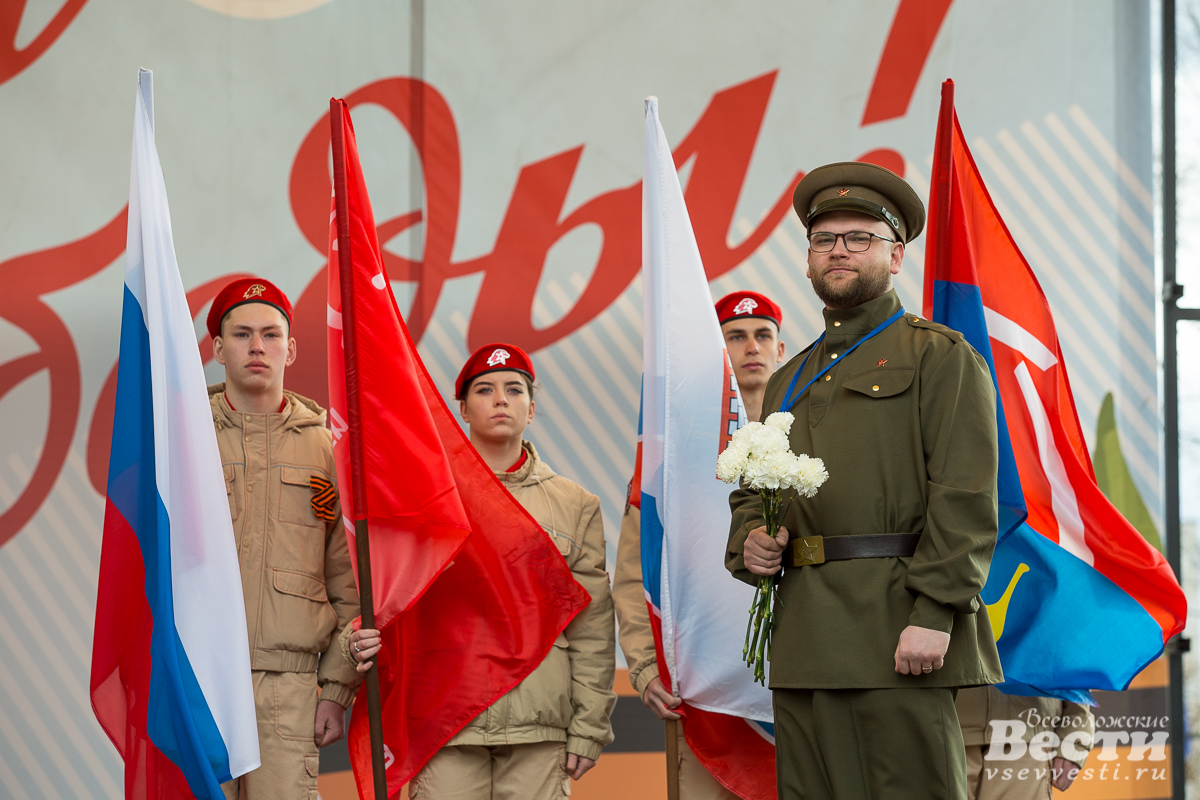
[821,290,903,336]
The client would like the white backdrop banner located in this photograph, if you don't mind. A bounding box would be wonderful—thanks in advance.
[0,1,1154,796]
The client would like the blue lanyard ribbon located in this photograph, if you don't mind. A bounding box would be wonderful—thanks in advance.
[779,308,906,413]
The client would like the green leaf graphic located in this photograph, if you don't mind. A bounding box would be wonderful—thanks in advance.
[1092,393,1161,552]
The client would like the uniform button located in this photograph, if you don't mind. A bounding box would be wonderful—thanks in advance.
[833,321,841,327]
[825,375,832,382]
[830,353,838,359]
[245,435,252,442]
[247,485,254,493]
[872,385,880,391]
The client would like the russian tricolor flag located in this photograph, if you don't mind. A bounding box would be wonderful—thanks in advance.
[639,96,776,800]
[924,80,1186,699]
[90,69,259,799]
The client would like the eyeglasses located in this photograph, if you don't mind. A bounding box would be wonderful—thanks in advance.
[807,230,897,253]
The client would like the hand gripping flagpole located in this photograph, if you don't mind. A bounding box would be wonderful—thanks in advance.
[330,98,388,800]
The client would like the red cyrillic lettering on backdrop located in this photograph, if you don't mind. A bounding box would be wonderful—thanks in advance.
[287,70,797,400]
[0,0,91,86]
[0,208,125,546]
[857,147,907,177]
[4,46,937,543]
[861,0,956,126]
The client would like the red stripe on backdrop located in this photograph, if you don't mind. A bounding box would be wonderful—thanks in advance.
[0,206,127,547]
[90,498,194,800]
[860,0,956,126]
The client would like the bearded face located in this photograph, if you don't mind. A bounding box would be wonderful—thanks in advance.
[805,211,903,310]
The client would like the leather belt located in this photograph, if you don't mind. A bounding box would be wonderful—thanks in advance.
[787,533,921,567]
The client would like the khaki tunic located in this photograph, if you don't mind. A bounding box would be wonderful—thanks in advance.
[613,503,660,696]
[210,384,361,706]
[446,442,616,760]
[726,291,1003,690]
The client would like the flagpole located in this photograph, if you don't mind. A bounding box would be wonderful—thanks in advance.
[665,720,680,800]
[1160,4,1192,799]
[330,98,389,800]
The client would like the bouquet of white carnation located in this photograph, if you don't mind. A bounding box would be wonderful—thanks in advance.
[717,411,828,685]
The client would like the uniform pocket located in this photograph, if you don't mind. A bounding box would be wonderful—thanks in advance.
[269,671,319,742]
[521,637,572,729]
[278,465,326,528]
[274,568,329,603]
[551,531,579,566]
[557,743,572,798]
[224,464,242,522]
[842,366,916,398]
[266,569,338,649]
[273,466,328,571]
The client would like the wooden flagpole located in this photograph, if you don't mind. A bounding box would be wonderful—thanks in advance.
[665,720,680,800]
[329,97,388,800]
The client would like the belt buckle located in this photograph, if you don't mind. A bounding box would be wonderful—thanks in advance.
[793,535,825,567]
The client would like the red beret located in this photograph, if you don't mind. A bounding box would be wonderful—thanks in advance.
[714,291,782,328]
[455,343,535,399]
[206,278,294,340]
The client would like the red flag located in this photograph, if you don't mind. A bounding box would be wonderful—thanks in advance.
[326,99,591,796]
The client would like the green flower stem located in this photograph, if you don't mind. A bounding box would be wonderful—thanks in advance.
[743,488,784,686]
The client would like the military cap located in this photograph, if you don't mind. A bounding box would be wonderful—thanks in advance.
[791,161,926,243]
[714,291,782,328]
[456,342,536,399]
[206,277,294,339]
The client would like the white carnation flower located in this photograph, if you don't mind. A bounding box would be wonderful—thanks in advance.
[784,454,828,498]
[764,412,794,436]
[742,453,777,490]
[742,422,788,458]
[716,442,749,484]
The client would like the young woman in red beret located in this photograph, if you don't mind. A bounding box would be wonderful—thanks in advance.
[350,343,615,799]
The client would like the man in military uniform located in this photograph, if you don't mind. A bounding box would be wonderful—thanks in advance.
[615,291,786,798]
[725,162,1003,800]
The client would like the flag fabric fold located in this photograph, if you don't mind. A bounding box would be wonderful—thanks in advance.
[90,68,260,800]
[640,95,777,800]
[326,99,591,796]
[923,79,1186,697]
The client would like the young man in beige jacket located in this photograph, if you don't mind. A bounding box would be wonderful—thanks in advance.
[207,278,361,800]
[613,291,785,798]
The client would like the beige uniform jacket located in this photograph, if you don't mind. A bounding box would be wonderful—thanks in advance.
[613,503,660,696]
[448,442,617,761]
[210,384,361,707]
[957,686,1095,767]
[726,291,1003,690]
